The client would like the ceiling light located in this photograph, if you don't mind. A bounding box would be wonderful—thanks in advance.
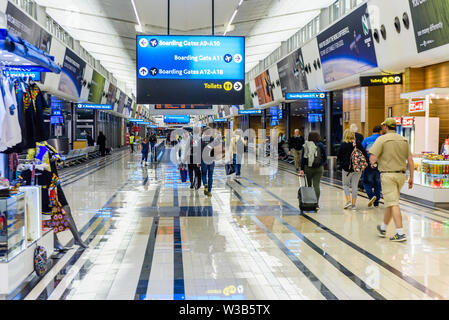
[224,9,238,36]
[131,0,142,27]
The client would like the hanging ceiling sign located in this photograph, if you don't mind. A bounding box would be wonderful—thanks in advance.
[409,100,426,113]
[285,92,326,100]
[360,74,403,86]
[77,103,113,110]
[136,35,245,104]
[238,109,262,115]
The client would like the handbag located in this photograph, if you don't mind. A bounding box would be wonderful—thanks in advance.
[33,246,48,277]
[225,163,236,175]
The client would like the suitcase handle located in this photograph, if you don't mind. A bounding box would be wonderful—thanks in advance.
[299,175,309,188]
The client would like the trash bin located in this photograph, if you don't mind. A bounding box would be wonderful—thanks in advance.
[327,156,337,171]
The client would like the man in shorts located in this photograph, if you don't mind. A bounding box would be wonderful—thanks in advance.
[369,118,414,242]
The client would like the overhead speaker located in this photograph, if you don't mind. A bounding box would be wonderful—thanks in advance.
[317,59,321,69]
[276,80,281,86]
[394,17,401,33]
[381,25,387,40]
[313,60,317,70]
[402,12,410,29]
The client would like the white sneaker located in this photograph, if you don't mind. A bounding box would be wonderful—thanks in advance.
[344,201,352,210]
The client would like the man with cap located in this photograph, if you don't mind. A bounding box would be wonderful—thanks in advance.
[369,118,414,242]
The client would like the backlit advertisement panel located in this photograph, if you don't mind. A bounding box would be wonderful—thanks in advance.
[409,0,449,52]
[317,3,378,83]
[277,48,308,96]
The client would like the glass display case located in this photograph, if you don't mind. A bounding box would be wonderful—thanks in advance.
[421,159,449,189]
[0,193,26,262]
[410,157,449,189]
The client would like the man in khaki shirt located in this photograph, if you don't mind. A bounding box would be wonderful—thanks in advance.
[369,118,414,242]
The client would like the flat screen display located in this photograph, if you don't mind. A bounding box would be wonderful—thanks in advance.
[317,3,377,83]
[308,114,323,123]
[137,35,245,105]
[163,115,191,124]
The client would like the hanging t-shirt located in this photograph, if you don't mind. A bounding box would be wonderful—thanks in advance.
[0,78,22,151]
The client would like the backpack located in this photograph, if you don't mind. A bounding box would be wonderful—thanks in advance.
[311,143,323,168]
[351,143,368,173]
[34,246,48,277]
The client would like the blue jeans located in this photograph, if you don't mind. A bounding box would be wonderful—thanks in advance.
[233,154,242,176]
[363,168,381,206]
[142,152,149,162]
[201,162,215,191]
[150,143,155,160]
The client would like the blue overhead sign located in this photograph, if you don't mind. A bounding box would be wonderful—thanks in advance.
[136,35,245,105]
[8,70,41,81]
[285,92,326,100]
[128,118,144,122]
[77,103,113,110]
[238,109,262,115]
[164,115,191,124]
[213,118,228,122]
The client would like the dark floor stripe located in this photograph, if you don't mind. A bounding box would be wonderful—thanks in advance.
[173,216,185,300]
[173,179,179,207]
[242,176,446,300]
[250,216,338,300]
[134,217,160,300]
[152,185,162,207]
[275,217,385,300]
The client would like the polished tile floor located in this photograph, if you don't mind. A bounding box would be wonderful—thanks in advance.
[12,148,449,300]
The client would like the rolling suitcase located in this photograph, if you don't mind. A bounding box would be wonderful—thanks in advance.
[297,175,318,213]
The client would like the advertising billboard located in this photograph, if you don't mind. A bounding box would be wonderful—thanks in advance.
[58,48,87,97]
[254,70,274,106]
[89,71,106,104]
[276,48,308,96]
[6,2,52,54]
[107,83,117,106]
[137,35,245,104]
[409,0,449,52]
[317,3,377,83]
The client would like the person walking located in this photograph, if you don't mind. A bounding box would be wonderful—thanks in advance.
[299,131,326,209]
[337,129,368,211]
[129,134,135,153]
[149,131,158,161]
[97,131,106,157]
[362,126,383,207]
[187,132,202,190]
[200,127,218,197]
[370,118,414,242]
[230,129,246,178]
[289,129,305,172]
[141,137,150,166]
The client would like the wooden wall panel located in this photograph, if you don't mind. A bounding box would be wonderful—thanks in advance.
[367,86,385,136]
[343,87,362,133]
[289,117,305,137]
